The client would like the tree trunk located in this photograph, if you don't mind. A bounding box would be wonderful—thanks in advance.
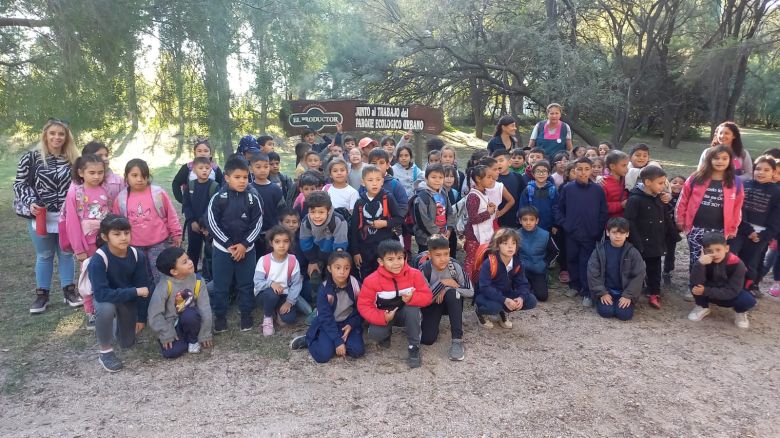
[125,49,139,131]
[469,77,485,139]
[200,1,233,158]
[563,116,599,147]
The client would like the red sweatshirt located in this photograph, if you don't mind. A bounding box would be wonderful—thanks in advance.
[602,174,628,218]
[357,263,432,326]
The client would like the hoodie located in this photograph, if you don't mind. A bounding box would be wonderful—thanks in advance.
[148,274,213,345]
[357,263,432,326]
[300,210,349,264]
[690,252,746,301]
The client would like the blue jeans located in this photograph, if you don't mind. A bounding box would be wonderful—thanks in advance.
[694,290,756,313]
[475,292,538,315]
[257,288,298,324]
[596,289,634,321]
[307,320,365,363]
[159,307,202,359]
[566,236,596,297]
[28,222,74,290]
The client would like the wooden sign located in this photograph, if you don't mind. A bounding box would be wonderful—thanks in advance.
[282,100,444,135]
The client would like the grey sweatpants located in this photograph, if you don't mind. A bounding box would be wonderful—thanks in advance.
[366,305,422,347]
[95,300,137,349]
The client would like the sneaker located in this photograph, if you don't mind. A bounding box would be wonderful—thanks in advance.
[681,290,695,302]
[497,311,513,329]
[262,316,274,336]
[769,282,780,297]
[407,345,422,369]
[305,309,317,326]
[188,342,201,354]
[476,310,493,328]
[98,351,122,372]
[688,305,711,322]
[449,339,465,361]
[290,335,308,350]
[378,336,392,349]
[662,272,672,286]
[86,313,96,331]
[240,313,253,331]
[648,295,661,309]
[29,289,49,314]
[213,317,227,334]
[564,288,579,298]
[558,271,570,283]
[62,284,83,307]
[582,296,593,307]
[734,312,749,329]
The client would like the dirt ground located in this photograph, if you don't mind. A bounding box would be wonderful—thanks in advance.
[2,257,779,437]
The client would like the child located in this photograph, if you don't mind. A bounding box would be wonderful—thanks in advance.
[88,215,151,372]
[380,135,397,163]
[290,252,365,363]
[625,143,658,190]
[172,139,223,204]
[268,151,293,200]
[81,141,124,199]
[303,150,323,173]
[114,159,182,289]
[418,235,473,361]
[302,127,342,154]
[149,247,213,358]
[551,152,569,188]
[557,157,608,306]
[300,190,349,278]
[207,158,264,332]
[518,207,557,302]
[254,226,303,335]
[443,165,462,256]
[250,153,285,256]
[493,149,524,228]
[358,137,378,163]
[590,157,605,181]
[343,135,357,153]
[598,141,612,158]
[412,164,452,252]
[182,157,219,282]
[257,135,275,154]
[294,142,312,178]
[321,143,344,170]
[676,145,744,278]
[587,217,646,321]
[509,148,527,175]
[63,154,112,326]
[571,146,586,158]
[585,148,599,160]
[350,166,403,279]
[392,145,422,199]
[687,232,756,329]
[347,147,366,190]
[463,165,497,274]
[521,148,546,186]
[602,150,630,218]
[357,239,432,369]
[474,228,537,328]
[280,208,314,315]
[324,158,359,214]
[731,156,780,295]
[624,166,669,309]
[663,175,686,286]
[366,149,409,219]
[290,170,325,216]
[427,149,442,167]
[480,156,515,229]
[440,146,467,195]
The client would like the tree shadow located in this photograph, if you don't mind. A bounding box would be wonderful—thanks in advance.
[111,126,138,159]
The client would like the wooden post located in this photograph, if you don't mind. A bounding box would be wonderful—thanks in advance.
[413,132,424,168]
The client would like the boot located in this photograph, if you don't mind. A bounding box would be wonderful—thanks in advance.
[30,288,49,314]
[62,284,83,307]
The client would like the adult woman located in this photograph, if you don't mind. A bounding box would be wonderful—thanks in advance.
[487,115,519,154]
[528,103,573,158]
[698,122,752,180]
[13,119,82,313]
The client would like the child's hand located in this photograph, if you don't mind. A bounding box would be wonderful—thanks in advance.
[162,336,178,350]
[440,279,460,289]
[595,176,605,186]
[201,340,213,349]
[487,203,497,214]
[353,254,362,267]
[551,227,558,235]
[691,285,705,296]
[327,293,334,305]
[136,287,150,298]
[618,297,632,309]
[271,282,285,294]
[373,219,388,229]
[202,229,209,237]
[336,122,343,134]
[191,222,201,233]
[335,344,346,357]
[660,192,671,204]
[172,236,182,247]
[231,243,247,261]
[403,130,413,140]
[698,254,713,265]
[600,294,613,306]
[621,199,628,208]
[75,252,88,262]
[308,263,320,277]
[135,322,145,333]
[749,232,760,243]
[504,298,518,311]
[401,288,414,303]
[514,297,524,310]
[384,307,398,323]
[279,302,293,314]
[341,324,352,342]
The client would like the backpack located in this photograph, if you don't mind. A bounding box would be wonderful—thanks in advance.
[77,247,138,298]
[167,277,202,300]
[356,193,390,232]
[59,184,113,253]
[454,196,468,235]
[322,183,353,224]
[259,253,298,286]
[187,179,219,200]
[117,185,167,219]
[470,244,521,286]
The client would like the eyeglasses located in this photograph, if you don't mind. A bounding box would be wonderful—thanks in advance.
[47,118,70,127]
[534,169,549,175]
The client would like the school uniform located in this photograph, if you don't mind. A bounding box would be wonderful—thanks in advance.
[475,253,537,315]
[587,241,646,320]
[306,277,365,363]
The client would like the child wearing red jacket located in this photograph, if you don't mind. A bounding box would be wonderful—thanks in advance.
[357,239,432,369]
[602,150,629,218]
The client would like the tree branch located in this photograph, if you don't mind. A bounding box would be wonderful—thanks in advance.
[0,56,44,67]
[0,17,49,28]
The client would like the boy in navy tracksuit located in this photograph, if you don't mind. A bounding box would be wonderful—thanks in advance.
[557,157,608,306]
[250,153,284,257]
[183,156,219,282]
[207,158,264,332]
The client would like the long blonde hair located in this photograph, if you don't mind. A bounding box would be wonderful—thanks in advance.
[38,119,78,167]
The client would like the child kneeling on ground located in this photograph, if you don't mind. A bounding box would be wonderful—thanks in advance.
[417,235,473,361]
[254,226,303,336]
[358,239,432,369]
[474,228,537,329]
[587,217,646,321]
[688,232,756,329]
[148,247,213,358]
[290,252,365,362]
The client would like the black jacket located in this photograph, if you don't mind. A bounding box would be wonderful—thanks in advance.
[206,187,264,252]
[624,188,667,258]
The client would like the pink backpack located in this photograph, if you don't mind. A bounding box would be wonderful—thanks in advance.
[260,254,298,285]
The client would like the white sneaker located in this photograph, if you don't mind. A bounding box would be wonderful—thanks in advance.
[188,342,201,354]
[497,311,513,329]
[734,312,749,329]
[688,305,711,321]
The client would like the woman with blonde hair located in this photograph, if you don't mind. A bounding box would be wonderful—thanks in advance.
[13,119,82,314]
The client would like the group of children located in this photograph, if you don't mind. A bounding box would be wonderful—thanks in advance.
[51,120,780,372]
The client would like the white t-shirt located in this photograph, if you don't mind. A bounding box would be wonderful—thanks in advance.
[485,181,505,206]
[326,184,360,212]
[255,255,300,293]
